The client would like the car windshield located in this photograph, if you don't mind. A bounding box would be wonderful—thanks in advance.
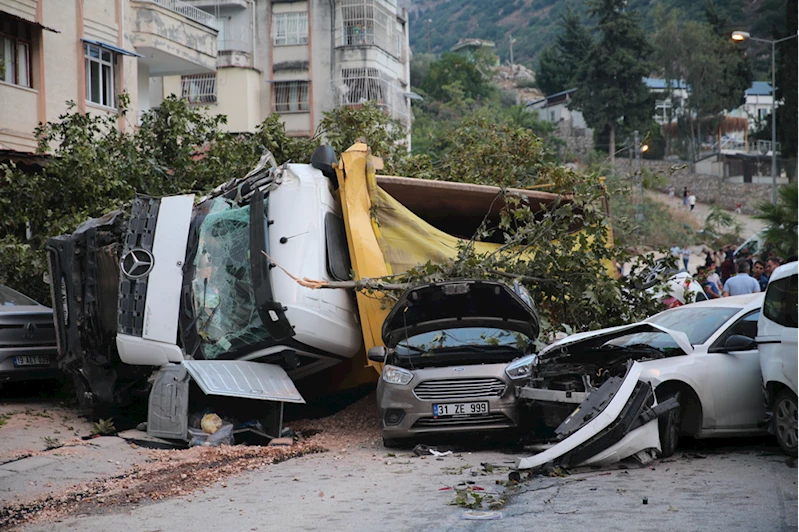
[604,306,739,350]
[0,285,38,306]
[395,327,530,357]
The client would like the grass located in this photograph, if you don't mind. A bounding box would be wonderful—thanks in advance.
[611,194,699,250]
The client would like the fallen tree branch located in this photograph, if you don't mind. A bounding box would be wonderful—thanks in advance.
[261,251,409,291]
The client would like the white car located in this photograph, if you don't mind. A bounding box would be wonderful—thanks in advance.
[519,294,766,459]
[757,261,798,455]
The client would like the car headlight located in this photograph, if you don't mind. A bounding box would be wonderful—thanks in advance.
[505,354,539,380]
[382,365,414,386]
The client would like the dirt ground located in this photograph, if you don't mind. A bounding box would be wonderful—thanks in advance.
[1,380,796,532]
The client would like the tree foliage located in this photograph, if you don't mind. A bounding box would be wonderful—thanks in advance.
[535,6,593,96]
[421,52,496,102]
[753,184,798,258]
[571,0,654,159]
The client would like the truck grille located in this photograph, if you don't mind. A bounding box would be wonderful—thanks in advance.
[413,378,507,401]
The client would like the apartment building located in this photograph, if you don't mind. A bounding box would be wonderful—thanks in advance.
[165,0,411,136]
[0,0,217,153]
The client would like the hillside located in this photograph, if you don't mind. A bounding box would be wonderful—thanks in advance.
[405,0,787,78]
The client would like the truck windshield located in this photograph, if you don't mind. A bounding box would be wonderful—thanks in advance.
[191,199,271,359]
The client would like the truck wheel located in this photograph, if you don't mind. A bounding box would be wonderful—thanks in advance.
[657,391,682,458]
[774,390,798,456]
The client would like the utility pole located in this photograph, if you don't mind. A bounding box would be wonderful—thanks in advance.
[426,19,432,53]
[634,129,644,225]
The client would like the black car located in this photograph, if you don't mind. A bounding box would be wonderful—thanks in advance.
[0,284,59,386]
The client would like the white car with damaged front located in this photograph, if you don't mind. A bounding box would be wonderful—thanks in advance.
[519,293,767,459]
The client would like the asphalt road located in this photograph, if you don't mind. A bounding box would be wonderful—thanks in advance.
[2,382,796,532]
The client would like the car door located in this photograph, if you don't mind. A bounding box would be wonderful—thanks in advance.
[706,310,765,430]
[758,271,798,394]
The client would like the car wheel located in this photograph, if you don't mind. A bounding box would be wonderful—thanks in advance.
[774,390,798,456]
[658,391,682,458]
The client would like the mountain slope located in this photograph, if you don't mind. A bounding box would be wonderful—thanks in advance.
[406,0,783,76]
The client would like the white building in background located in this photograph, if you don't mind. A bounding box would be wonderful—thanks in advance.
[163,0,412,136]
[0,0,217,153]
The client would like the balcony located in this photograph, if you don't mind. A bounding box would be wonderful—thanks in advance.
[335,0,401,59]
[131,0,217,76]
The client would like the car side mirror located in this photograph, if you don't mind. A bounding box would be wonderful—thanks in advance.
[367,346,388,363]
[724,334,757,352]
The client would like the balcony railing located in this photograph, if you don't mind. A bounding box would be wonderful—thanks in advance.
[336,0,400,59]
[136,0,216,28]
[332,67,409,125]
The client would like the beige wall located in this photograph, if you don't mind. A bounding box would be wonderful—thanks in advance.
[0,0,142,152]
[163,67,262,133]
[216,67,261,133]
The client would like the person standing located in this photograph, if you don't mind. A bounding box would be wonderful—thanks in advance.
[696,266,721,299]
[682,187,688,209]
[688,192,696,211]
[722,261,761,296]
[706,264,723,292]
[668,186,675,202]
[759,256,783,290]
[681,245,691,271]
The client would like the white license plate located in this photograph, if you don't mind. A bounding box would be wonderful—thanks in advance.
[433,401,489,417]
[13,355,51,367]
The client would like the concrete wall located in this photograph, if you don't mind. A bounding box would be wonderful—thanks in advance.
[615,159,773,215]
[215,66,261,132]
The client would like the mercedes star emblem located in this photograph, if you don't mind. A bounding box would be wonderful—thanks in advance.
[120,248,155,279]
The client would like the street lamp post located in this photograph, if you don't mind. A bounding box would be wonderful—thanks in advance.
[731,30,798,204]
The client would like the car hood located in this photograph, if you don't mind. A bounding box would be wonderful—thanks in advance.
[538,322,694,360]
[381,280,539,347]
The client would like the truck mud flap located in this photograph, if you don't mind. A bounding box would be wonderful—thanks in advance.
[516,362,677,470]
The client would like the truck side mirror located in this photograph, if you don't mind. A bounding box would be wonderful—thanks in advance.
[367,346,388,363]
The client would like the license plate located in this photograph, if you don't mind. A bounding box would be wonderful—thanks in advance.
[13,355,51,367]
[433,402,489,418]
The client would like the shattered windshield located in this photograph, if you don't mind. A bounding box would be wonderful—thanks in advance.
[395,327,530,357]
[191,199,271,359]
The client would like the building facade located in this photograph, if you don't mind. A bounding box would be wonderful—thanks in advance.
[0,0,217,153]
[166,0,411,136]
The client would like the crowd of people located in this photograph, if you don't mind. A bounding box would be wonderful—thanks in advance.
[692,245,790,299]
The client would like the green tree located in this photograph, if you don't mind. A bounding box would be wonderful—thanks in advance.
[0,97,316,302]
[421,52,494,102]
[571,0,654,161]
[753,184,798,258]
[535,5,593,96]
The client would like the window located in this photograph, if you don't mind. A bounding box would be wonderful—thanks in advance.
[181,73,217,104]
[273,81,309,112]
[84,43,115,107]
[340,67,385,105]
[273,12,308,46]
[0,15,32,88]
[340,0,396,55]
[764,274,798,328]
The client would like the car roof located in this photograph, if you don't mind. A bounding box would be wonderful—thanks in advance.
[679,292,764,310]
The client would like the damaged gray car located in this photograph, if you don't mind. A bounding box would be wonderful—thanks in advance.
[367,280,540,447]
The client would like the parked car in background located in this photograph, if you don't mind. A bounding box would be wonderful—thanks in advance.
[367,280,540,447]
[757,261,798,456]
[518,294,766,458]
[0,285,59,387]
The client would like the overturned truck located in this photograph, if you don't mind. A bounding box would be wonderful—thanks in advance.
[46,143,569,441]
